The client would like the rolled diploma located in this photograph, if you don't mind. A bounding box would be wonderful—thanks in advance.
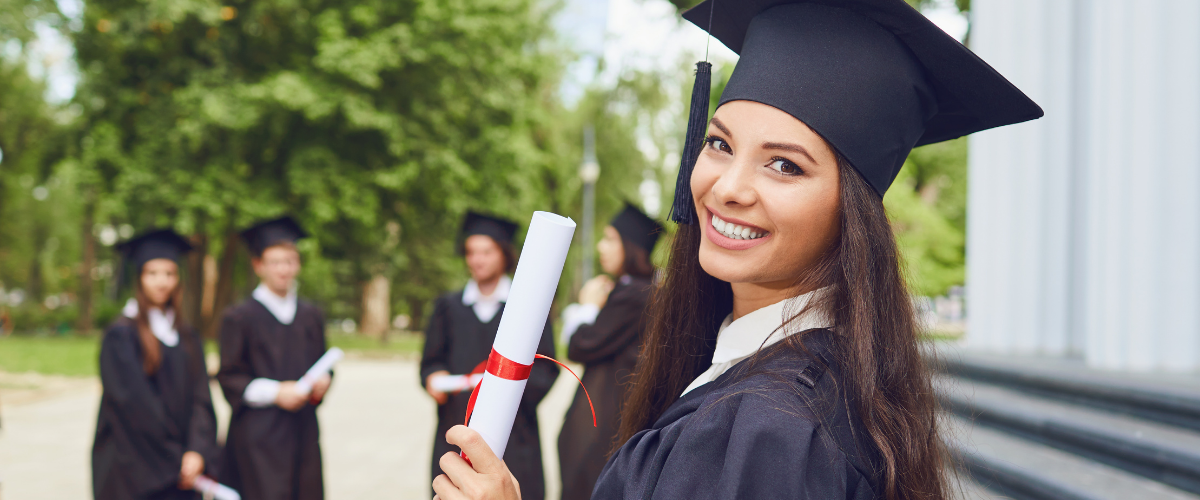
[294,347,344,395]
[429,373,484,393]
[194,476,241,500]
[467,211,575,459]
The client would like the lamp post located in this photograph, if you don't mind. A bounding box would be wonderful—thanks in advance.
[580,125,599,283]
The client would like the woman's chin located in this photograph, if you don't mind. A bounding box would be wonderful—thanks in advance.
[697,245,759,284]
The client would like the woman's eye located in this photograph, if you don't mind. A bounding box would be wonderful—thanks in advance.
[705,136,731,153]
[767,158,803,176]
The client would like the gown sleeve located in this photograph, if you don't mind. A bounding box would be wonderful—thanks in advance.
[216,308,253,414]
[597,376,879,499]
[419,296,451,386]
[566,286,645,364]
[98,326,185,490]
[522,315,559,406]
[184,331,219,468]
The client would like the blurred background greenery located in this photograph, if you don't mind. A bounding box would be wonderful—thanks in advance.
[0,0,970,362]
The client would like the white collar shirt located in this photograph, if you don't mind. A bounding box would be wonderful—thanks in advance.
[462,275,511,323]
[122,298,179,347]
[681,287,832,396]
[252,283,299,325]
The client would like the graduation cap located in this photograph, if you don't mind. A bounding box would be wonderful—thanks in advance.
[115,229,193,289]
[610,202,664,253]
[669,0,1044,224]
[458,211,519,254]
[239,216,309,257]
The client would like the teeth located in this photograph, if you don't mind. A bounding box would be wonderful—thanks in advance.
[711,213,767,241]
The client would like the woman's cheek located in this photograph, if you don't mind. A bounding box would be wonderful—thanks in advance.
[690,158,719,205]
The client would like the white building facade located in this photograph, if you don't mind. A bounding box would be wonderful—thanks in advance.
[965,0,1200,372]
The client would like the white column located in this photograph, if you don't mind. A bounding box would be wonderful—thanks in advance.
[968,0,1200,372]
[1081,0,1200,372]
[965,0,1075,356]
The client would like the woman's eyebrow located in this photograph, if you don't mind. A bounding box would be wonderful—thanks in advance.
[762,141,817,164]
[709,117,732,137]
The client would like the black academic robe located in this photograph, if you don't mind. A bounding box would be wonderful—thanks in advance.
[419,290,559,500]
[593,330,883,499]
[558,276,652,500]
[217,298,328,500]
[93,319,219,500]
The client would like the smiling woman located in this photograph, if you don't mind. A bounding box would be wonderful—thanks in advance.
[429,1,1041,499]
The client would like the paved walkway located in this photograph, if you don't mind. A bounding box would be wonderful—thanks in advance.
[0,357,578,499]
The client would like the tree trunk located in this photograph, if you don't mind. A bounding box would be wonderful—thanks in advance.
[75,195,96,334]
[204,224,240,340]
[407,297,426,333]
[201,254,218,320]
[181,232,207,328]
[360,275,390,339]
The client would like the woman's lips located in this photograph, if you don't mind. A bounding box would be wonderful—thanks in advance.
[703,209,771,251]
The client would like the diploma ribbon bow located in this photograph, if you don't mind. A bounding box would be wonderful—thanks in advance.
[464,348,597,428]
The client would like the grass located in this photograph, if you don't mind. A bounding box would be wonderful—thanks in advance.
[0,335,101,377]
[0,330,424,377]
[327,331,424,357]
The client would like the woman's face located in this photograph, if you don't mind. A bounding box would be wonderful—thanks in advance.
[597,225,626,277]
[692,100,842,288]
[464,234,507,283]
[140,259,179,308]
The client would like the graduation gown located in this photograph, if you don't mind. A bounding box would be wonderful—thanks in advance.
[92,319,219,500]
[217,298,328,500]
[593,330,883,499]
[558,276,652,500]
[419,290,559,500]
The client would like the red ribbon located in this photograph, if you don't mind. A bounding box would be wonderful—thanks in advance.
[463,348,596,428]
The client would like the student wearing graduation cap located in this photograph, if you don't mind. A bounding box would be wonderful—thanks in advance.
[217,216,331,500]
[420,211,558,499]
[432,1,1043,499]
[93,229,219,500]
[557,203,662,500]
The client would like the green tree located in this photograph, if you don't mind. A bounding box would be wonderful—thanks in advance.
[69,0,588,335]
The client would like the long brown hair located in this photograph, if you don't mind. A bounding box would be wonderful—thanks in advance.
[620,237,656,279]
[619,155,946,500]
[133,270,185,375]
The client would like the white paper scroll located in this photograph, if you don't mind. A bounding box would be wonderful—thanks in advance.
[429,373,484,393]
[194,476,241,500]
[294,347,343,395]
[466,211,575,460]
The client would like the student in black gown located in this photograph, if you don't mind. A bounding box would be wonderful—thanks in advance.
[217,217,332,500]
[431,1,1042,499]
[93,230,218,500]
[557,203,661,500]
[420,211,558,499]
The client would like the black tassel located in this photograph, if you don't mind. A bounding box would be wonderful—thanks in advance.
[669,61,712,225]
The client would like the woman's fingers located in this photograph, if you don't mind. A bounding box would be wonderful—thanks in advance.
[432,474,467,500]
[439,451,477,487]
[445,426,503,475]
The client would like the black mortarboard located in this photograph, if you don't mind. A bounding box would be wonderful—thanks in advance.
[458,211,519,254]
[610,203,664,253]
[669,0,1043,223]
[116,229,193,285]
[239,216,309,257]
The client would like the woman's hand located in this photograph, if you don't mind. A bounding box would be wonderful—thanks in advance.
[579,275,615,309]
[178,451,204,490]
[425,370,450,405]
[309,374,332,404]
[275,381,309,411]
[432,425,521,500]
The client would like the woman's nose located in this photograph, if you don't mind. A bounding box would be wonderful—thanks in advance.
[710,162,757,207]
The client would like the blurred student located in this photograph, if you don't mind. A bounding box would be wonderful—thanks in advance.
[217,217,331,500]
[93,230,218,500]
[557,203,661,500]
[420,211,558,499]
